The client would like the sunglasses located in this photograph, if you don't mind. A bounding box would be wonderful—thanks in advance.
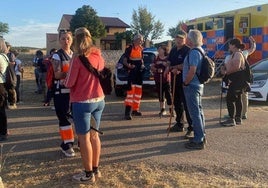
[59,29,71,33]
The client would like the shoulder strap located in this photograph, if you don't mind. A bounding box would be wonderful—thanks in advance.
[192,48,205,57]
[78,55,100,78]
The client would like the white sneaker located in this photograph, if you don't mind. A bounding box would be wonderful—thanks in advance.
[8,104,17,109]
[72,171,95,183]
[61,148,75,157]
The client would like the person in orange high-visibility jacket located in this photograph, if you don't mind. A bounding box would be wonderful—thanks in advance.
[123,34,144,120]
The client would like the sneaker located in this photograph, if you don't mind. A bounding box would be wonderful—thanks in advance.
[131,111,142,116]
[61,148,75,157]
[93,169,101,178]
[72,171,95,183]
[185,141,205,150]
[235,117,242,125]
[221,118,236,127]
[169,123,184,132]
[184,130,194,139]
[124,115,132,120]
[159,108,167,117]
[242,115,247,120]
[8,104,17,109]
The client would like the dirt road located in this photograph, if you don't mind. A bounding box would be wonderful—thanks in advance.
[1,76,268,187]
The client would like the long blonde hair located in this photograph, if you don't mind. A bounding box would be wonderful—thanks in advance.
[74,27,93,55]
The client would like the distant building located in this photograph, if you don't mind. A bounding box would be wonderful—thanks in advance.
[46,14,130,52]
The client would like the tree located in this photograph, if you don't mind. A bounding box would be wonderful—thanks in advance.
[69,5,106,39]
[0,22,9,36]
[131,6,164,43]
[167,21,188,39]
[115,30,134,48]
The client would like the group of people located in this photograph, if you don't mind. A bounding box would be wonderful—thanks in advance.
[124,30,205,149]
[123,30,255,150]
[0,26,255,184]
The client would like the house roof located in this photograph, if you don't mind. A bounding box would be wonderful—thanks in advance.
[61,14,130,29]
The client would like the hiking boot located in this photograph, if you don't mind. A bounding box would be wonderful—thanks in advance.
[235,117,242,125]
[72,171,95,183]
[221,118,236,127]
[159,108,167,117]
[185,141,205,150]
[124,115,132,120]
[131,110,142,116]
[169,123,184,132]
[184,130,194,139]
[61,148,75,157]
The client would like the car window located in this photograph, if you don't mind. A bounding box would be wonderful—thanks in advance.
[143,52,156,66]
[252,59,268,71]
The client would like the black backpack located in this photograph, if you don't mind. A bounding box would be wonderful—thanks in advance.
[188,48,215,84]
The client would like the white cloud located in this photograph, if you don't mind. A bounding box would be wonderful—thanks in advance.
[4,21,58,48]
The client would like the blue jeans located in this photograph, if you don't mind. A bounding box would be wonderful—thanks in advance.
[72,100,105,135]
[183,84,205,143]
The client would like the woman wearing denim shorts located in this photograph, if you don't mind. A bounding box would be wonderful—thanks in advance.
[65,27,105,184]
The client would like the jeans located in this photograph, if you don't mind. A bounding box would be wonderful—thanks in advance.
[183,84,205,143]
[72,100,105,135]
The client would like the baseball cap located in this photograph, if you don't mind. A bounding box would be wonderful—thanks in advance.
[176,30,187,39]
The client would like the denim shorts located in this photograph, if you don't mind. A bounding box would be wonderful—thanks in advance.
[72,100,105,135]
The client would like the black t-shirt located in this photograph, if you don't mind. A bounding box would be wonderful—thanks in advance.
[168,45,190,66]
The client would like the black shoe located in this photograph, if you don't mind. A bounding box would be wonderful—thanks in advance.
[169,123,184,132]
[131,111,142,116]
[235,117,242,125]
[124,115,132,120]
[184,130,194,139]
[221,118,236,127]
[189,137,207,144]
[0,135,8,141]
[185,141,205,150]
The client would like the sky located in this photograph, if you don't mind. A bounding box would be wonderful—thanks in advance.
[0,0,267,48]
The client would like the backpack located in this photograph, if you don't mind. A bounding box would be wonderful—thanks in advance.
[189,48,215,84]
[0,54,17,89]
[78,55,113,95]
[45,58,54,89]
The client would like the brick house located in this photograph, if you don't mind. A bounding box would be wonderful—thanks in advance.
[46,14,130,52]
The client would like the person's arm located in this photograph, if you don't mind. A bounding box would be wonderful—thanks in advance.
[247,36,256,56]
[51,54,66,79]
[183,66,196,86]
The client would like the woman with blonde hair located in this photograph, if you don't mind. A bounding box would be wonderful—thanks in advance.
[65,27,105,183]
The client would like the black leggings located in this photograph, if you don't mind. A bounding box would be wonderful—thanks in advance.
[226,89,242,119]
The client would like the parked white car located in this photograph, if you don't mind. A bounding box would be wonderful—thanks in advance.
[248,58,268,102]
[113,48,157,97]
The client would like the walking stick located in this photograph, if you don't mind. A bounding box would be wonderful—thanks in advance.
[20,69,23,102]
[167,73,176,136]
[159,69,163,118]
[219,83,223,124]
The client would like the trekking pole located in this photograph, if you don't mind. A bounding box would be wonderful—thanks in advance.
[167,73,176,136]
[21,69,23,102]
[159,69,163,118]
[219,82,223,124]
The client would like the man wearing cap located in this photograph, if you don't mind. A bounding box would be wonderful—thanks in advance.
[123,33,144,120]
[165,30,193,138]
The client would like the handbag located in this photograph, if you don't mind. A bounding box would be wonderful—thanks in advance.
[78,55,112,95]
